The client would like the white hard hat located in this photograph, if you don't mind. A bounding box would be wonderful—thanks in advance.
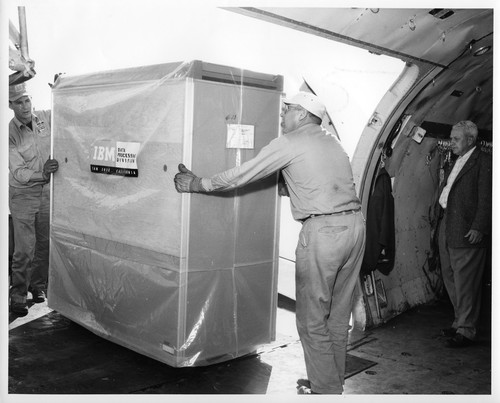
[283,91,326,119]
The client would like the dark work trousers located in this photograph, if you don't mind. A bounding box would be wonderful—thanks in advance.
[295,210,365,394]
[438,213,487,340]
[9,184,50,304]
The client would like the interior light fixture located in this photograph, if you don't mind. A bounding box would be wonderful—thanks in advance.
[474,46,491,56]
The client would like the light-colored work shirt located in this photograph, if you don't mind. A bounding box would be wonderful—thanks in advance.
[9,110,52,188]
[439,146,476,209]
[201,123,361,221]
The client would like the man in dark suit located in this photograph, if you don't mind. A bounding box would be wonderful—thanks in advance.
[438,120,492,347]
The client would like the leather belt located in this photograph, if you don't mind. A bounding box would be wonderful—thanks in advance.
[301,207,361,223]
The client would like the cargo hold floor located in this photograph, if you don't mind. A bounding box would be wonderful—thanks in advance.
[8,293,491,397]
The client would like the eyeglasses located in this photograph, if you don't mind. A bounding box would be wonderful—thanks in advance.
[282,104,301,114]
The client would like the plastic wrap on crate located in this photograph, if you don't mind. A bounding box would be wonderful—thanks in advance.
[49,60,283,366]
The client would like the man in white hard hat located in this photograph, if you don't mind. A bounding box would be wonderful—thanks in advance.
[9,82,59,317]
[174,91,366,394]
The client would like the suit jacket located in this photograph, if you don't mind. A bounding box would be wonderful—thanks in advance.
[439,147,492,248]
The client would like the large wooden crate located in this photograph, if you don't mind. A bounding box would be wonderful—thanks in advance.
[49,60,283,367]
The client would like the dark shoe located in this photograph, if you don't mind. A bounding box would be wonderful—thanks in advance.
[297,385,313,394]
[10,302,28,317]
[296,379,320,394]
[441,327,457,337]
[31,289,46,303]
[446,333,474,348]
[297,379,311,389]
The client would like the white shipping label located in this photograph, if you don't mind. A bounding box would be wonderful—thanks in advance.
[226,124,255,149]
[116,141,140,168]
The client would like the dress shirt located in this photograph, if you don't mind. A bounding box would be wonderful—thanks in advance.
[439,146,476,209]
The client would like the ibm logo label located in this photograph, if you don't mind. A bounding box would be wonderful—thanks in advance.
[90,141,140,177]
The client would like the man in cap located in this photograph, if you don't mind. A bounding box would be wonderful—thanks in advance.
[9,82,59,316]
[174,92,365,394]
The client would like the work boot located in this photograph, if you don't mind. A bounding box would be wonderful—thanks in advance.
[297,385,313,394]
[297,379,311,389]
[441,327,457,337]
[30,289,46,303]
[296,379,320,394]
[10,302,28,317]
[446,333,474,348]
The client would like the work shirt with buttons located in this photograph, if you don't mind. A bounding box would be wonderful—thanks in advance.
[201,123,361,221]
[9,110,52,188]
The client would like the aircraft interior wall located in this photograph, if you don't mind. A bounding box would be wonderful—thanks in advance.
[361,63,493,327]
[377,133,443,318]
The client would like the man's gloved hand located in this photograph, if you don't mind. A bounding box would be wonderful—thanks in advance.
[48,72,64,88]
[174,164,205,193]
[43,158,59,181]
